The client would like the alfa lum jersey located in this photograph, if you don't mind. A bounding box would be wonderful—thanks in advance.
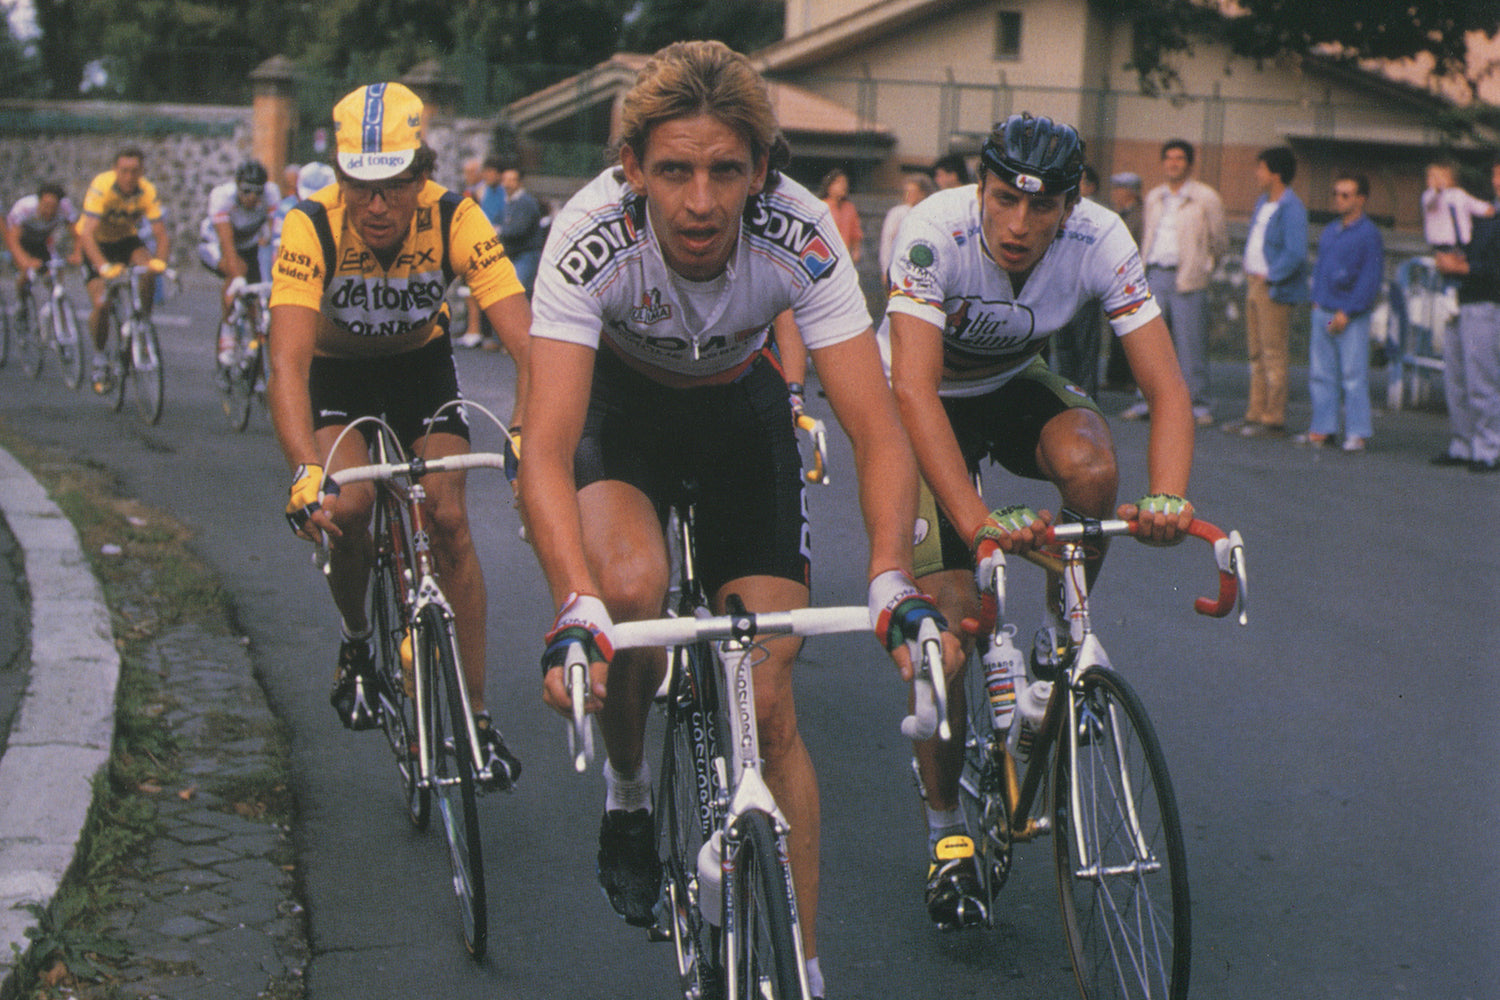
[531,168,871,386]
[81,171,163,244]
[8,194,78,245]
[270,180,523,350]
[198,180,281,252]
[880,187,1159,397]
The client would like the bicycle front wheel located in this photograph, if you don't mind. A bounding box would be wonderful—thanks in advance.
[15,292,43,379]
[1053,666,1189,1000]
[727,809,805,1000]
[225,323,258,432]
[658,640,725,999]
[958,642,1013,904]
[101,307,128,411]
[131,316,165,424]
[371,490,425,829]
[53,295,85,390]
[418,602,486,959]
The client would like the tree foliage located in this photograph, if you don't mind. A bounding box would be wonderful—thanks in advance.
[1114,0,1500,101]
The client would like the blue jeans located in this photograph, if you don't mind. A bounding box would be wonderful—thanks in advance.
[1308,305,1373,439]
[1148,266,1209,408]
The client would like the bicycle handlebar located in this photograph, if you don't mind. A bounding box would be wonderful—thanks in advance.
[1041,517,1248,624]
[326,445,517,489]
[795,413,831,486]
[562,604,949,771]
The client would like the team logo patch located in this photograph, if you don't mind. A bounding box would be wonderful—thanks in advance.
[913,517,931,546]
[908,242,935,268]
[799,234,836,280]
[630,288,672,325]
[1014,173,1044,193]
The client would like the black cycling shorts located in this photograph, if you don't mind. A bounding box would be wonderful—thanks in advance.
[201,253,263,285]
[309,334,470,449]
[84,236,146,281]
[18,233,53,263]
[913,356,1103,577]
[576,346,809,598]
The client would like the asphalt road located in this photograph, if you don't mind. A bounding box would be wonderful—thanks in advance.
[1,269,1496,999]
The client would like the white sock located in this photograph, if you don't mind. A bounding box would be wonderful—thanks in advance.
[926,805,966,849]
[604,759,652,813]
[804,957,824,998]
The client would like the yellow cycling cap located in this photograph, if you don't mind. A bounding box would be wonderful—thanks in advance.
[332,82,424,181]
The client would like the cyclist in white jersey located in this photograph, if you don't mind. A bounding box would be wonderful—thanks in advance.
[520,41,941,999]
[199,160,280,365]
[882,113,1195,929]
[5,183,80,295]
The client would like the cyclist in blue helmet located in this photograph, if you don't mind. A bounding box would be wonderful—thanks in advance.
[879,112,1196,929]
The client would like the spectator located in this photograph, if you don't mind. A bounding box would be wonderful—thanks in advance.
[460,156,484,202]
[458,156,509,348]
[1422,159,1493,252]
[498,165,544,299]
[1222,146,1307,438]
[1078,163,1100,202]
[1295,172,1384,452]
[878,173,936,285]
[1431,153,1500,473]
[1122,139,1227,426]
[1102,171,1143,390]
[818,167,863,263]
[932,152,971,189]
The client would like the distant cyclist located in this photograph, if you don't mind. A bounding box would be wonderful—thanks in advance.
[881,113,1195,929]
[5,181,80,295]
[520,41,939,999]
[77,146,171,393]
[269,82,532,789]
[198,159,281,368]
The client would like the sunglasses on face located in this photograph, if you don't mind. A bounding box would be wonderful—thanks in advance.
[342,174,421,205]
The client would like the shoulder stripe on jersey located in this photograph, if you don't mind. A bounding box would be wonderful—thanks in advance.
[300,200,338,291]
[438,190,460,286]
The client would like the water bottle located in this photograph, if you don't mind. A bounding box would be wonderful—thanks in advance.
[981,628,1024,733]
[1006,677,1053,766]
[697,830,724,926]
[399,629,415,699]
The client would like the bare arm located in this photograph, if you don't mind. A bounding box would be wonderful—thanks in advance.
[812,329,917,579]
[77,215,105,272]
[215,220,246,280]
[3,223,37,273]
[1119,316,1194,542]
[888,312,990,544]
[266,303,324,472]
[771,309,807,390]
[480,290,532,432]
[149,219,170,262]
[516,336,598,606]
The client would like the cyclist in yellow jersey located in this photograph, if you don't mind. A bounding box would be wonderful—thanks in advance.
[77,146,170,393]
[268,82,532,788]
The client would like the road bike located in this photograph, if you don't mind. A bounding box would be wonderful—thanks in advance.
[944,516,1247,1000]
[217,276,272,431]
[322,402,519,960]
[13,260,86,389]
[561,483,947,1000]
[97,262,175,425]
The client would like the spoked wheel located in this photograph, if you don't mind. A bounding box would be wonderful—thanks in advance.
[727,809,804,1000]
[101,308,128,412]
[657,641,725,999]
[1053,667,1189,1000]
[131,316,165,424]
[419,602,486,960]
[53,295,85,390]
[958,643,1013,906]
[15,292,43,379]
[371,492,425,829]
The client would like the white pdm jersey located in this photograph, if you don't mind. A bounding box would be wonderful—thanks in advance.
[532,167,871,387]
[879,186,1160,397]
[197,180,280,253]
[7,194,78,245]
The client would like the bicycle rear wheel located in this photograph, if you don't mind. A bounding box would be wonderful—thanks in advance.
[418,602,486,959]
[658,640,726,999]
[371,490,426,829]
[53,295,84,390]
[131,316,165,424]
[15,291,43,379]
[727,809,804,1000]
[102,307,128,412]
[1053,666,1189,1000]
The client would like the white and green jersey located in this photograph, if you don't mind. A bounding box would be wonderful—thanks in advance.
[880,186,1159,397]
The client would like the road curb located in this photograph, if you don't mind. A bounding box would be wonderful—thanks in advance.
[0,444,119,979]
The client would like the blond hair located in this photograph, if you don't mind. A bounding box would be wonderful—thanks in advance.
[618,40,790,177]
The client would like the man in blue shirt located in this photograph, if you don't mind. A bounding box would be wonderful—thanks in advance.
[1295,172,1384,451]
[1224,146,1308,437]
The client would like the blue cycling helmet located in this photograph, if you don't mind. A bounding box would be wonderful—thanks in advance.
[235,159,269,187]
[979,113,1085,197]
